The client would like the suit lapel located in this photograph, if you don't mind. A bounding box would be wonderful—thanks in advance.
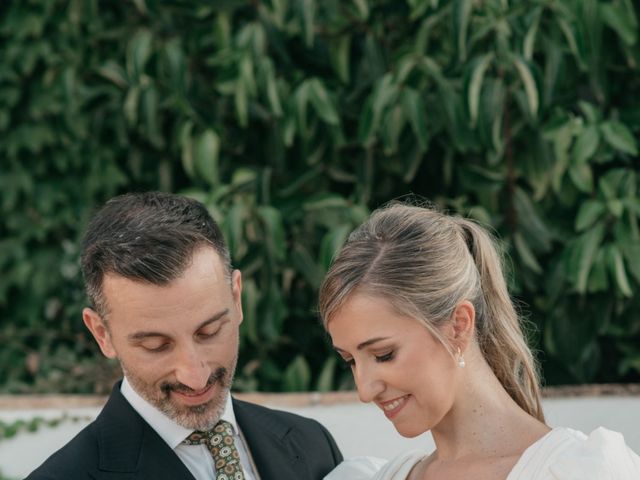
[233,398,310,480]
[94,383,197,479]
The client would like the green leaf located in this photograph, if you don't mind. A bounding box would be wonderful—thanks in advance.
[408,0,431,20]
[315,356,337,392]
[601,3,637,46]
[514,187,553,251]
[240,278,260,344]
[513,56,539,118]
[235,80,249,127]
[257,206,286,261]
[568,164,593,193]
[544,118,580,193]
[523,8,542,60]
[401,87,429,152]
[359,74,399,145]
[454,0,473,61]
[264,60,283,117]
[303,193,349,211]
[352,0,369,20]
[607,246,633,297]
[283,355,311,391]
[514,232,543,274]
[308,78,340,126]
[225,202,247,259]
[320,224,352,271]
[578,101,601,123]
[621,243,640,284]
[294,81,310,139]
[572,125,599,165]
[194,129,220,187]
[123,86,140,125]
[556,17,585,70]
[606,199,624,218]
[575,224,606,294]
[239,53,257,97]
[97,61,128,88]
[587,249,609,292]
[164,38,185,91]
[575,200,605,231]
[291,244,323,289]
[301,0,315,47]
[600,120,638,155]
[127,29,153,80]
[329,36,351,84]
[260,283,287,341]
[467,53,493,127]
[381,105,404,155]
[141,85,163,147]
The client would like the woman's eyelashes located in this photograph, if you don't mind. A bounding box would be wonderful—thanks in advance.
[340,350,395,367]
[375,351,395,363]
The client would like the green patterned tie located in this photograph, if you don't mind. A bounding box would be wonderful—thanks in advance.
[183,420,246,480]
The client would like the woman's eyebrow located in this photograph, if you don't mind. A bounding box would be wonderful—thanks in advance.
[333,336,391,352]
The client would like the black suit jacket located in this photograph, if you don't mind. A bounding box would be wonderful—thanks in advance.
[26,382,343,480]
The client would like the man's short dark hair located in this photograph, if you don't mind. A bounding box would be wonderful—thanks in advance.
[81,192,231,317]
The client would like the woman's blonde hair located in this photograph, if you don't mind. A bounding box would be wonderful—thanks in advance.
[319,203,545,422]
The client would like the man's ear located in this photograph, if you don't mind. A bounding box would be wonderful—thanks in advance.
[231,269,243,324]
[451,300,476,353]
[83,308,117,359]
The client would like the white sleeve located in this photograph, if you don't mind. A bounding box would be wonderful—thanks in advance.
[324,451,425,480]
[324,456,388,480]
[549,427,640,480]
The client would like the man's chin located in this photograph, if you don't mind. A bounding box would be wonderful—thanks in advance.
[162,398,225,431]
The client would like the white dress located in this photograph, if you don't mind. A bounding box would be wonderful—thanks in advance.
[325,427,640,480]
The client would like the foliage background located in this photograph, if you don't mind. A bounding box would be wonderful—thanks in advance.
[1,0,639,394]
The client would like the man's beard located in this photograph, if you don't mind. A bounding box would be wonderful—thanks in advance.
[121,359,236,431]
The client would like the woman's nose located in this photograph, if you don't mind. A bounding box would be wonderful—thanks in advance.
[353,364,384,403]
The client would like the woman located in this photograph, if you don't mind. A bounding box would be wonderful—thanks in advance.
[319,203,640,480]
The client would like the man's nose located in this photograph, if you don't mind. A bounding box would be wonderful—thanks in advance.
[174,346,211,390]
[353,364,384,403]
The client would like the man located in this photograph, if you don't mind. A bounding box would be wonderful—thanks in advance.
[27,192,343,480]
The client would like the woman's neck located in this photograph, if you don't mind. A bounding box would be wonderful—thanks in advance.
[429,353,549,461]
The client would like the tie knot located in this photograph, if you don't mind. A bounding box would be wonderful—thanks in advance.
[183,419,245,479]
[183,420,235,446]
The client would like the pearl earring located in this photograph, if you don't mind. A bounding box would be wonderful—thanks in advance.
[457,347,466,368]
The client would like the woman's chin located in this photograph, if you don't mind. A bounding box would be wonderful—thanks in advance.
[393,421,429,438]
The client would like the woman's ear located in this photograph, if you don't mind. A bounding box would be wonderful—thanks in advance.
[451,300,476,352]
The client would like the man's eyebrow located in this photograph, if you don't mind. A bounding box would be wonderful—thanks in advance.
[127,308,230,341]
[333,337,391,353]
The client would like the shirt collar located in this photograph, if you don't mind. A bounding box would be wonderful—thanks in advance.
[120,377,237,450]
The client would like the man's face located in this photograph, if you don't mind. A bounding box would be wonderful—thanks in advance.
[83,246,243,431]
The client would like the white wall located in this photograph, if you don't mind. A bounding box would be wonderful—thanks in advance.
[1,396,639,479]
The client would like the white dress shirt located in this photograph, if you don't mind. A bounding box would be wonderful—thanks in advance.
[121,378,258,480]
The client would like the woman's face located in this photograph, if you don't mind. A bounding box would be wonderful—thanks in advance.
[328,293,459,437]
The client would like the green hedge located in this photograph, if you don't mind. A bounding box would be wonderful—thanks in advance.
[1,0,639,393]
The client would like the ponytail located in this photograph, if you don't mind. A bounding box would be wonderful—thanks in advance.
[457,219,545,422]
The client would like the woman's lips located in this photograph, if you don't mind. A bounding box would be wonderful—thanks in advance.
[379,394,410,419]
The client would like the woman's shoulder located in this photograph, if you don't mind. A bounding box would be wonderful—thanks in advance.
[509,426,640,480]
[324,450,424,480]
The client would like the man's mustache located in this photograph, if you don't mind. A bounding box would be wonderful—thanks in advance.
[160,367,227,395]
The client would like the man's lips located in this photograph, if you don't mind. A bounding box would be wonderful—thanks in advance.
[170,384,216,406]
